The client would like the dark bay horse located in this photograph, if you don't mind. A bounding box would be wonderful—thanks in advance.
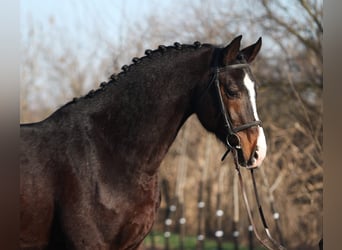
[20,35,267,249]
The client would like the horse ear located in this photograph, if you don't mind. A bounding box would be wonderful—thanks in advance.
[239,37,262,63]
[222,35,242,64]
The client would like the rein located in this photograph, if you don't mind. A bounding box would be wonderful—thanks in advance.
[212,63,286,249]
[233,153,286,250]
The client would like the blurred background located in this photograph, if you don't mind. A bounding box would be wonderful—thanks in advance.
[20,0,322,249]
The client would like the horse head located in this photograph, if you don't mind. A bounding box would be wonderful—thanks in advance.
[196,35,267,168]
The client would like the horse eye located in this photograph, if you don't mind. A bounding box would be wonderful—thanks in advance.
[224,82,240,98]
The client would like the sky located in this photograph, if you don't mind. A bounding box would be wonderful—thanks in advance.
[20,0,203,65]
[20,0,319,53]
[21,0,168,27]
[21,0,178,43]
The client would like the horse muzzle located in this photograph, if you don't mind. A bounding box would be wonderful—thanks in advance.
[246,127,267,169]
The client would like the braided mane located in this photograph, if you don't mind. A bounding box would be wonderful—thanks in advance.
[66,41,210,105]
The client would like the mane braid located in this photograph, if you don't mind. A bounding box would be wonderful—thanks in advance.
[66,41,208,106]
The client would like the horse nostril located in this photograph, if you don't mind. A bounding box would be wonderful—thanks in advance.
[247,148,260,167]
[254,150,259,160]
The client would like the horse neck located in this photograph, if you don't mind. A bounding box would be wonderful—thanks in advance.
[84,47,214,174]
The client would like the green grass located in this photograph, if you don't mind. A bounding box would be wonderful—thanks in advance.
[143,231,264,250]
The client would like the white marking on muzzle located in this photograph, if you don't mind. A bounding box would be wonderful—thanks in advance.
[243,74,267,167]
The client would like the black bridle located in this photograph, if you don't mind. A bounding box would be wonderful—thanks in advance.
[211,63,286,250]
[211,63,262,163]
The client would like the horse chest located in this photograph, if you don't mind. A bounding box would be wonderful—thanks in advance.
[94,176,160,246]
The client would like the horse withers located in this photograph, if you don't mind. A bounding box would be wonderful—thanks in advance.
[20,35,266,249]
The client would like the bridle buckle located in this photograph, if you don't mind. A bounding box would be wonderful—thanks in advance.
[226,133,241,150]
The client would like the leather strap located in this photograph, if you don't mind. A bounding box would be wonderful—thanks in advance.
[233,152,286,250]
